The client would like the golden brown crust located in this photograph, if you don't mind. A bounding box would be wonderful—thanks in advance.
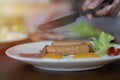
[45,44,90,56]
[52,40,86,46]
[52,40,94,52]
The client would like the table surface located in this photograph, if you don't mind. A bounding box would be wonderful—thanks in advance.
[0,39,120,80]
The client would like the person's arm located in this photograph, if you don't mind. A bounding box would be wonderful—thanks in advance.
[82,0,120,19]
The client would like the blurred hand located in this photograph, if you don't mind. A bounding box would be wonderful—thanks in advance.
[82,0,120,19]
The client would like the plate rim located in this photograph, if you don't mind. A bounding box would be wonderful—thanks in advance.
[5,41,120,63]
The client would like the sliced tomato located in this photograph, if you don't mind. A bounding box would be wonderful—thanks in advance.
[116,49,120,55]
[107,47,118,56]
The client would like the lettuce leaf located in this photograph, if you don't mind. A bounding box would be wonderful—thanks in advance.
[92,32,114,55]
[67,22,101,37]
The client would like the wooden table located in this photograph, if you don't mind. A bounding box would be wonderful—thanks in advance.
[0,40,120,80]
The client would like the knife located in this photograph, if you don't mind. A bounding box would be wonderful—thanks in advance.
[38,0,113,31]
[38,12,79,31]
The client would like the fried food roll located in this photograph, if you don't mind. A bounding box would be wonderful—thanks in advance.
[52,40,93,52]
[52,40,85,46]
[42,44,90,56]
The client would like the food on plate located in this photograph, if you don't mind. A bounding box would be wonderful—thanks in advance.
[92,32,114,56]
[43,53,62,59]
[41,43,91,56]
[107,47,120,56]
[19,32,119,60]
[52,40,90,46]
[52,40,93,52]
[73,53,100,59]
[19,40,93,58]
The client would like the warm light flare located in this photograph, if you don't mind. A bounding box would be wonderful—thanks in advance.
[0,6,13,15]
[0,5,26,16]
[0,0,52,16]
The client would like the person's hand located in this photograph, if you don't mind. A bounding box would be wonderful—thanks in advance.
[82,0,120,19]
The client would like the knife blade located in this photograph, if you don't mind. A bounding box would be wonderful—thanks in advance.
[38,12,79,31]
[38,0,113,31]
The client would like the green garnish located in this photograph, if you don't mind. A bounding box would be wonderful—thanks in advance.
[92,32,114,55]
[67,22,101,37]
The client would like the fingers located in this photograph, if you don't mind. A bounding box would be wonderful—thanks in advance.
[96,0,120,17]
[112,0,120,7]
[95,5,112,16]
[82,0,120,19]
[82,0,92,10]
[86,14,93,20]
[87,0,104,9]
[82,0,104,19]
[82,0,93,19]
[110,0,120,16]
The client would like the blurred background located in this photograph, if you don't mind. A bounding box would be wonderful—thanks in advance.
[0,0,120,43]
[0,0,74,32]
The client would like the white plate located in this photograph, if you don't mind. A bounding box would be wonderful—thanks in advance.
[6,41,120,71]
